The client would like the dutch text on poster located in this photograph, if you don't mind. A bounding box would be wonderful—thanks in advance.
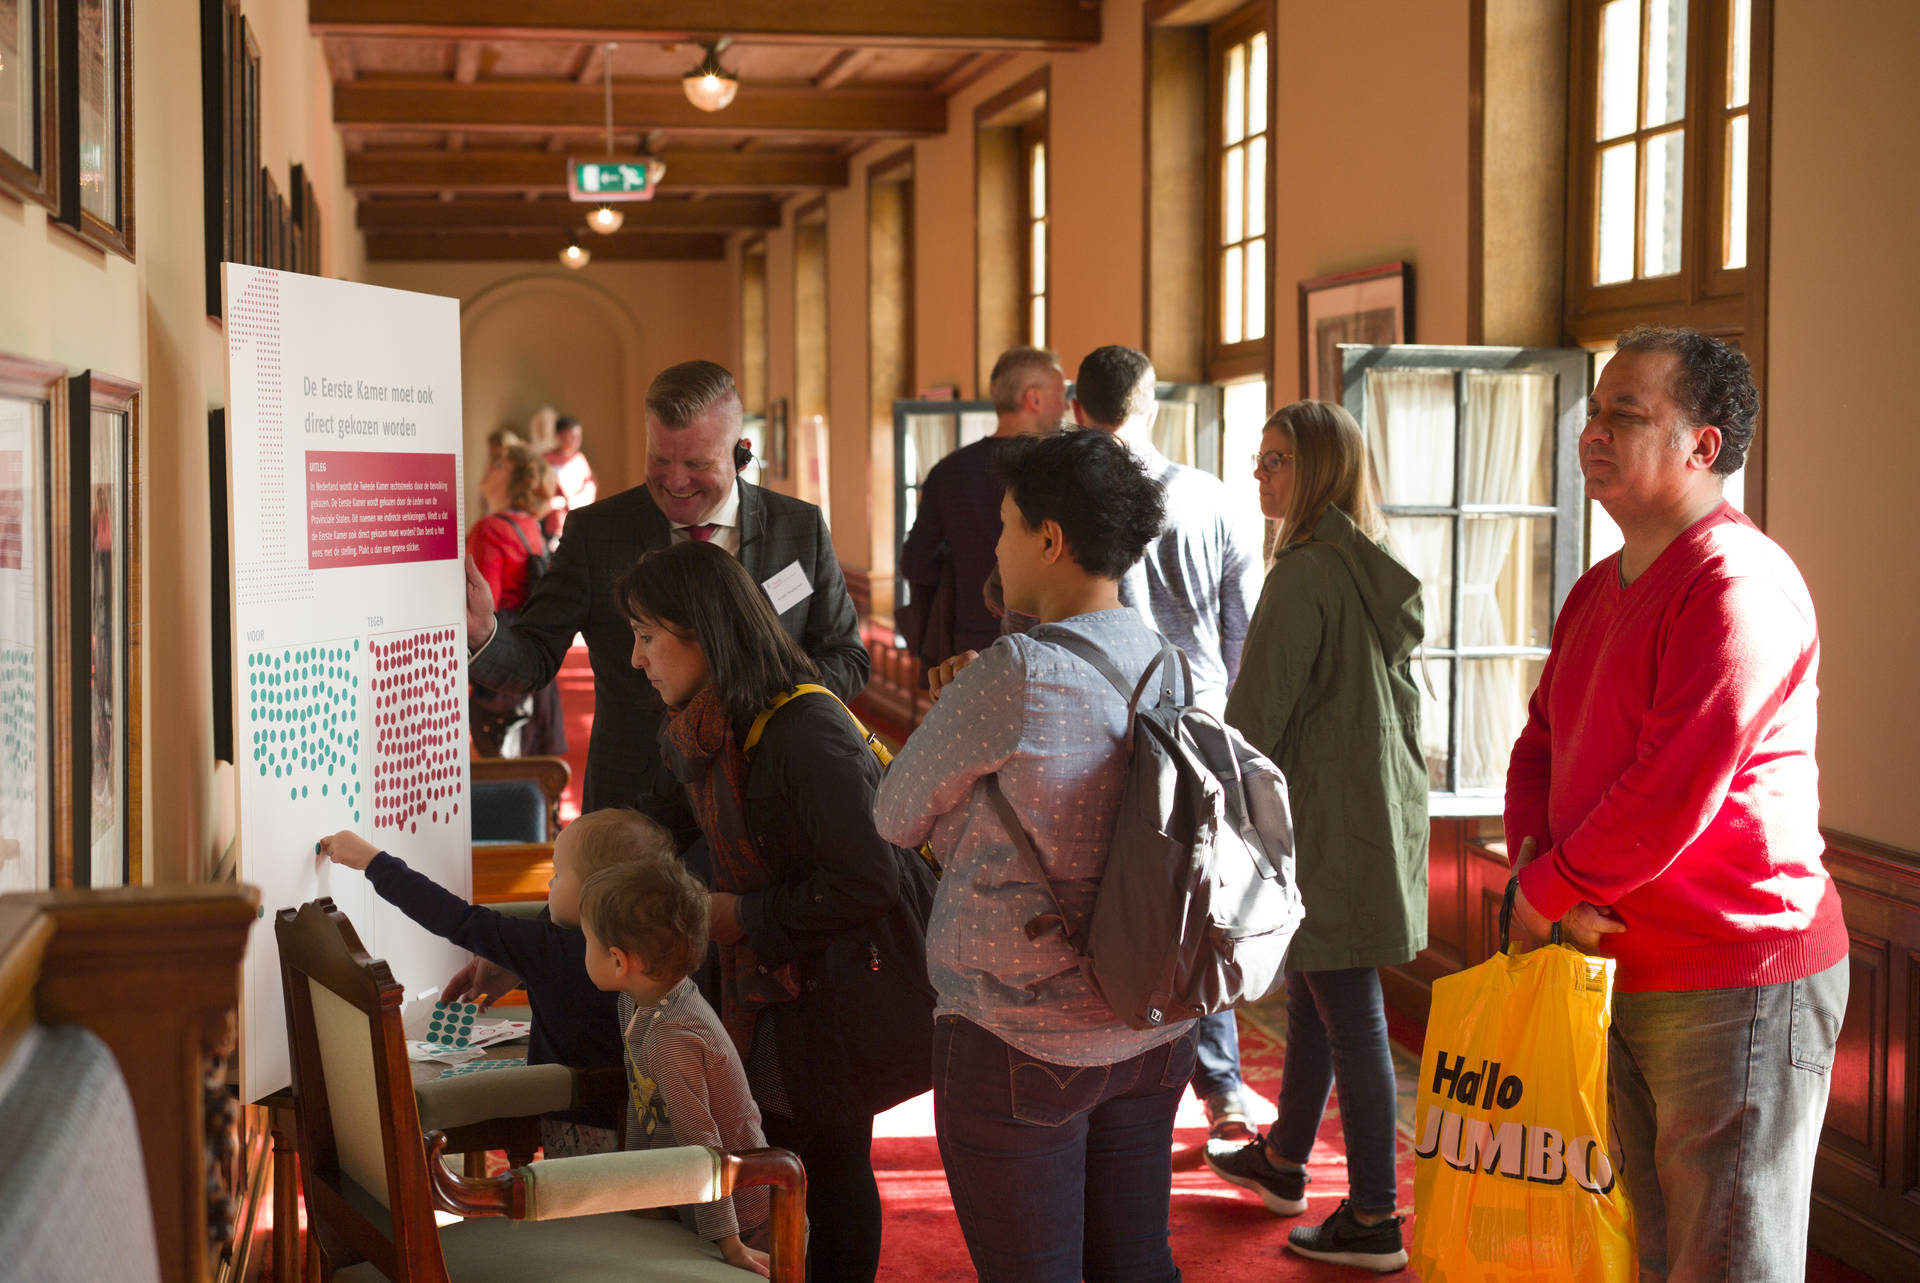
[225,263,471,1103]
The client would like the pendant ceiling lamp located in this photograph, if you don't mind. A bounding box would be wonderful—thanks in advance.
[589,42,624,232]
[559,238,591,269]
[682,40,740,113]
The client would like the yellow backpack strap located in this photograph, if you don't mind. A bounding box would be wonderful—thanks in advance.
[744,684,829,755]
[747,683,899,765]
[743,685,938,877]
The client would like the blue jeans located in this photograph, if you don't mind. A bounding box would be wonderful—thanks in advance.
[1190,1009,1243,1098]
[1608,956,1847,1283]
[1269,967,1401,1217]
[933,1015,1195,1283]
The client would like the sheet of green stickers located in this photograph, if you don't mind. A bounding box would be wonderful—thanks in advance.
[425,999,481,1048]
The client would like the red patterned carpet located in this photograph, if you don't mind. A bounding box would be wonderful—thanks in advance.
[870,1003,1880,1281]
[871,1005,1422,1281]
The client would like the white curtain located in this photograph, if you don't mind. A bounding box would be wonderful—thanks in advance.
[1364,370,1454,786]
[1149,400,1197,466]
[1458,371,1553,790]
[903,413,953,487]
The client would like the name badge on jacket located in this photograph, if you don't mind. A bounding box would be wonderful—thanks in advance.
[763,561,813,614]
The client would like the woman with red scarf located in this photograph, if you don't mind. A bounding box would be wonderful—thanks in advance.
[613,539,935,1283]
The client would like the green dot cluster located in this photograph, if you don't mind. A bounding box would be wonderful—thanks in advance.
[1,642,34,790]
[246,642,364,822]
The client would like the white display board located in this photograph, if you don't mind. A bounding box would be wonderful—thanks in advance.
[226,265,472,1101]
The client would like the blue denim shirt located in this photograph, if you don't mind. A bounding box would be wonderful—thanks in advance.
[873,607,1194,1066]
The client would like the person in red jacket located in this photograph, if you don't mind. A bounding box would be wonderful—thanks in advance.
[468,444,566,755]
[1505,326,1847,1283]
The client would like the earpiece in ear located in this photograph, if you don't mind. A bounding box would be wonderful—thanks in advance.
[732,438,753,471]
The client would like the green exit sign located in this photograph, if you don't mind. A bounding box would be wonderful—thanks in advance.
[567,158,658,202]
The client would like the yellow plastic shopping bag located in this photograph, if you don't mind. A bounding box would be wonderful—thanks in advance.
[1409,882,1635,1282]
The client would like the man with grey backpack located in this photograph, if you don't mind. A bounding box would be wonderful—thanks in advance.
[875,429,1301,1282]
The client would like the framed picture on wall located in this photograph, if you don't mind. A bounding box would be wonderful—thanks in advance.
[63,369,141,888]
[768,396,790,481]
[1298,262,1413,401]
[0,0,59,208]
[55,0,134,257]
[0,352,66,892]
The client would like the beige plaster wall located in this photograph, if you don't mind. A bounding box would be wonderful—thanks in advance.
[0,0,362,883]
[1268,0,1473,401]
[1767,0,1920,850]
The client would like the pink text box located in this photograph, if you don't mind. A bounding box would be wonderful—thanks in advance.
[305,451,458,569]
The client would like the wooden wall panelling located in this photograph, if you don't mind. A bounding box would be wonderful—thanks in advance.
[1812,833,1920,1281]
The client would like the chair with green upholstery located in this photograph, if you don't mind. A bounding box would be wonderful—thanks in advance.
[276,897,805,1282]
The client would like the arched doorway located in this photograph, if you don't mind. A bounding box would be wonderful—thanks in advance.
[459,273,648,516]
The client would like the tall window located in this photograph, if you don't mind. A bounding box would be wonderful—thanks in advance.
[1569,0,1764,339]
[1208,10,1269,380]
[974,71,1049,393]
[1025,132,1048,348]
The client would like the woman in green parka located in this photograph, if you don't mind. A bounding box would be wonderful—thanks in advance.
[1206,399,1427,1274]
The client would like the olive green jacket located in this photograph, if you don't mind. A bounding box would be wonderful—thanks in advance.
[1224,507,1429,972]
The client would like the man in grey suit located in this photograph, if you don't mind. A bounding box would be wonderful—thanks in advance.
[464,360,869,844]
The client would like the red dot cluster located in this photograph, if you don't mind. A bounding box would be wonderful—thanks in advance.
[370,628,463,834]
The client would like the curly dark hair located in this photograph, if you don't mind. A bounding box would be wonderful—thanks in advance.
[998,428,1165,581]
[1615,325,1757,475]
[1073,345,1157,428]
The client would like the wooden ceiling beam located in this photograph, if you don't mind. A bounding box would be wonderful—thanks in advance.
[356,196,783,232]
[332,80,945,137]
[365,231,728,262]
[812,48,879,90]
[309,0,1101,50]
[452,41,483,82]
[346,148,849,193]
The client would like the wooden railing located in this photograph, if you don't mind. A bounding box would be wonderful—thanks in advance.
[852,621,929,746]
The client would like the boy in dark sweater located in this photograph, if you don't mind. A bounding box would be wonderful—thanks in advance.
[319,807,676,1153]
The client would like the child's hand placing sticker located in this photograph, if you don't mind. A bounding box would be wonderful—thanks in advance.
[318,830,379,871]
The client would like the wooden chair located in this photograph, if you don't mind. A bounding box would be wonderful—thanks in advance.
[276,897,805,1282]
[470,755,570,842]
[0,885,258,1283]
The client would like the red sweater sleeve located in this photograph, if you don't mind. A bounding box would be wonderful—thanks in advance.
[1517,572,1817,921]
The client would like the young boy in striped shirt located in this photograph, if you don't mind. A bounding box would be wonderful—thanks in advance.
[578,856,773,1277]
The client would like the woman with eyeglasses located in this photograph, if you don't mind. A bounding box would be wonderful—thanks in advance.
[1205,400,1428,1273]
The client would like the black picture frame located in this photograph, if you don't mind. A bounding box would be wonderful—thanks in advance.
[54,0,133,258]
[208,408,232,763]
[199,0,232,314]
[0,0,60,209]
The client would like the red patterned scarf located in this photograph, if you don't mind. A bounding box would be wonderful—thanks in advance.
[658,688,800,1053]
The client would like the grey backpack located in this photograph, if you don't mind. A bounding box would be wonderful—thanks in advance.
[985,630,1304,1030]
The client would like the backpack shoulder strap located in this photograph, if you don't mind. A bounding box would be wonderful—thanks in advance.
[983,775,1088,956]
[744,684,829,755]
[743,683,896,767]
[1033,627,1194,715]
[495,512,542,559]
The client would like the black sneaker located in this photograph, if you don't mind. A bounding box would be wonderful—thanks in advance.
[1285,1199,1408,1273]
[1203,1136,1308,1215]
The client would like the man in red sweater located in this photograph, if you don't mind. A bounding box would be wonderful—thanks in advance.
[1505,326,1848,1283]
